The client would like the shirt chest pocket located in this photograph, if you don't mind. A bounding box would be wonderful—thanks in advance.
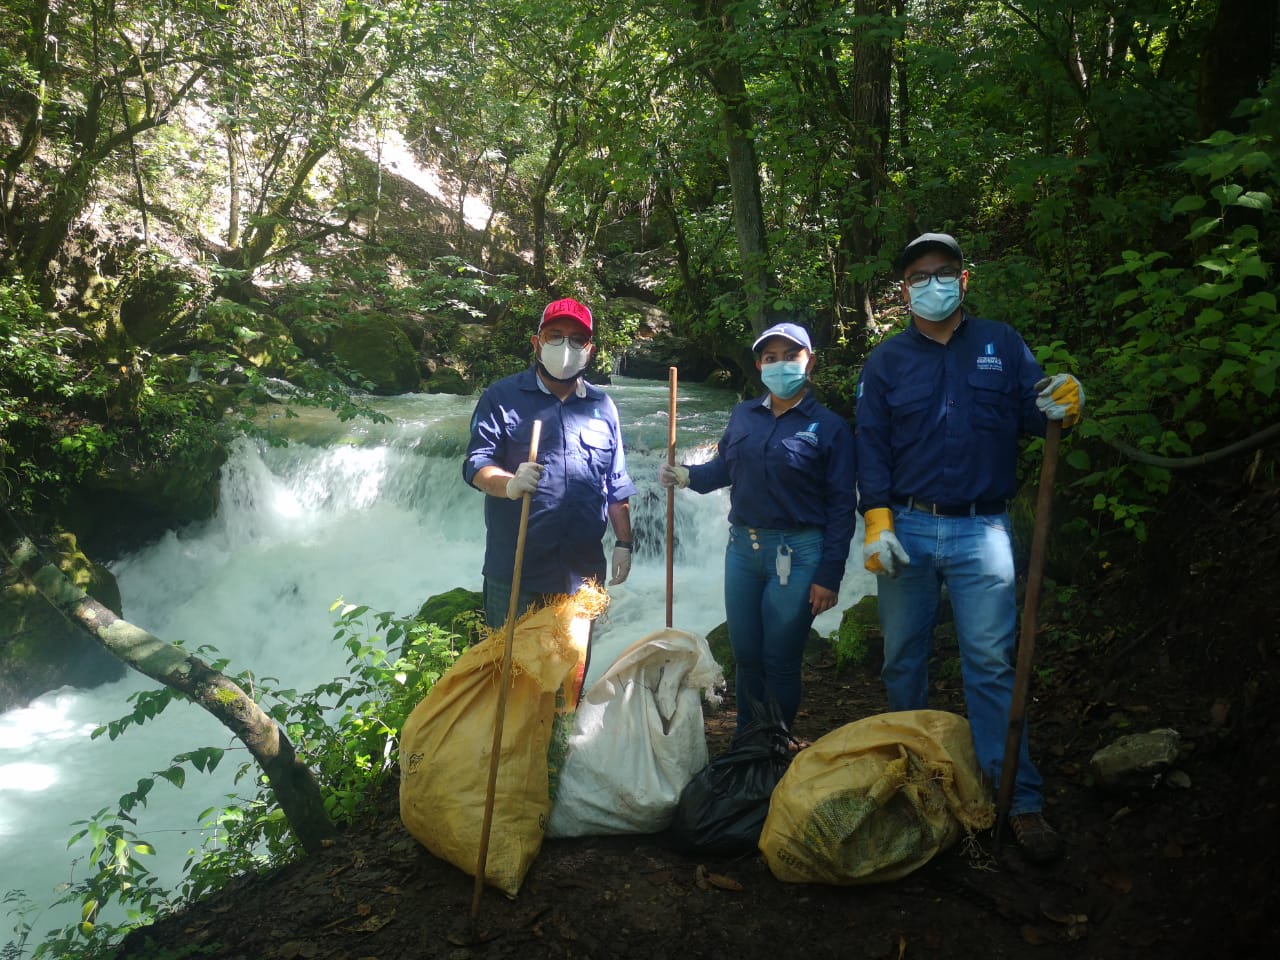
[578,428,615,475]
[780,435,821,473]
[968,372,1013,430]
[887,380,935,425]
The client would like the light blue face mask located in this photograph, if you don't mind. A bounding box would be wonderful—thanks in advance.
[761,359,808,399]
[908,278,964,322]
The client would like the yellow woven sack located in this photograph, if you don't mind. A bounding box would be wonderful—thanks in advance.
[759,710,995,885]
[398,587,603,895]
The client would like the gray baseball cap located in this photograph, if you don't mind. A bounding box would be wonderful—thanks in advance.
[895,232,963,273]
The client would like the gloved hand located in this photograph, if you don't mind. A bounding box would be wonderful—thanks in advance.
[658,463,690,488]
[1035,373,1085,427]
[609,543,632,585]
[505,461,544,499]
[862,507,910,578]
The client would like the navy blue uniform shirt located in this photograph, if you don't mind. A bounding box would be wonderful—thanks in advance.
[855,312,1048,510]
[464,367,637,594]
[687,390,856,591]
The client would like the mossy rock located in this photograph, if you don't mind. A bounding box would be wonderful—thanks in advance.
[120,261,205,345]
[0,532,127,711]
[330,317,421,395]
[423,366,470,396]
[415,587,484,650]
[195,299,301,378]
[60,433,228,557]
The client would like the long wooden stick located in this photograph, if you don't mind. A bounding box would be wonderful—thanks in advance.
[994,419,1061,845]
[471,420,542,917]
[666,366,678,629]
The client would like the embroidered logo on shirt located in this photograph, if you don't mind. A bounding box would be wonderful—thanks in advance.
[794,421,820,447]
[976,342,1003,372]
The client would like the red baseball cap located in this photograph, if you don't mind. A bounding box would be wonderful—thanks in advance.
[539,298,593,336]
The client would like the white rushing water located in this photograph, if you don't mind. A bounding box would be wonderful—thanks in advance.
[0,376,872,940]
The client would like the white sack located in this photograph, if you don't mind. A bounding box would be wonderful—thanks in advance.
[546,627,723,837]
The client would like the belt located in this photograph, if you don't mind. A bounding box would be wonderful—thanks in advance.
[893,497,1008,517]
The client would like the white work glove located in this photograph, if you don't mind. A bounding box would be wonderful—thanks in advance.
[862,507,910,578]
[658,463,690,488]
[505,461,544,499]
[609,543,632,585]
[1035,373,1085,427]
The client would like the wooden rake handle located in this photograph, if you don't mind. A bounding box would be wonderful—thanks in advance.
[995,419,1061,843]
[471,419,542,917]
[666,366,678,629]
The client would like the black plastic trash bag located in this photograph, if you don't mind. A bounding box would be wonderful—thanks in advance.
[666,696,796,854]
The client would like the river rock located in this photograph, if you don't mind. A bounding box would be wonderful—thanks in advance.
[1089,728,1182,791]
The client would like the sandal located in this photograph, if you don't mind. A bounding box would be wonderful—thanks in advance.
[1008,812,1063,863]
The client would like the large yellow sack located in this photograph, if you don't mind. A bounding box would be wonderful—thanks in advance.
[759,710,995,885]
[398,587,602,895]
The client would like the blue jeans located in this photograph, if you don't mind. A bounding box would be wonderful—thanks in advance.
[723,526,823,733]
[875,507,1044,816]
[482,576,548,631]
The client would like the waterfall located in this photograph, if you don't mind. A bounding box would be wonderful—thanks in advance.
[0,376,871,937]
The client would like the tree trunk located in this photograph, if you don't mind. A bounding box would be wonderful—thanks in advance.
[4,535,337,854]
[699,0,777,337]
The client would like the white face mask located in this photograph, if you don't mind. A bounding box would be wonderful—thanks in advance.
[539,340,590,380]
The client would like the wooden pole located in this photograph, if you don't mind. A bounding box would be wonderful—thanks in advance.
[666,366,678,629]
[994,419,1061,846]
[471,420,542,917]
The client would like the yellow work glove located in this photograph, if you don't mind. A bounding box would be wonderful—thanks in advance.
[1035,374,1085,428]
[862,507,910,578]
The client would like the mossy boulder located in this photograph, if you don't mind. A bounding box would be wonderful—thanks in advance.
[415,587,484,651]
[0,532,127,711]
[120,261,206,346]
[59,429,228,557]
[423,366,470,395]
[330,317,421,395]
[195,299,301,378]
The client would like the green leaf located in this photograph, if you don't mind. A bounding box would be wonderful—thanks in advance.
[1233,191,1272,210]
[1246,291,1278,312]
[1066,449,1090,470]
[1171,195,1205,214]
[1187,282,1228,300]
[1172,365,1201,384]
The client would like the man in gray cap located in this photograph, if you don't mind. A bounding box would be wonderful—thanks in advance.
[854,232,1084,862]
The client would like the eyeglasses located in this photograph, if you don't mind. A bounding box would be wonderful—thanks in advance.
[541,330,591,349]
[905,267,963,289]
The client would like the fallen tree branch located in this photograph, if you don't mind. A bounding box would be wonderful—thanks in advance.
[2,532,336,853]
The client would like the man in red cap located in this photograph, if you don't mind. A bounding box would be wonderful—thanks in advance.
[463,297,636,630]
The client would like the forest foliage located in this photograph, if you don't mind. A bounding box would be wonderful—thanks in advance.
[1,0,1278,953]
[1,0,1276,541]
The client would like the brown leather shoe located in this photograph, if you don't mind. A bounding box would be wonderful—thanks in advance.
[1008,812,1063,863]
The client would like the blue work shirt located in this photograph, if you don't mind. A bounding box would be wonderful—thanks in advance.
[855,312,1048,511]
[687,390,857,591]
[464,367,637,594]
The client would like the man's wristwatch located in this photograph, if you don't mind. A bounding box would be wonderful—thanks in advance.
[614,540,632,550]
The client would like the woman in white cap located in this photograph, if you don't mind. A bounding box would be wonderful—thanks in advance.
[659,319,856,738]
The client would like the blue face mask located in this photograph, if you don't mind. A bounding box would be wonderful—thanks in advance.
[909,278,963,322]
[761,359,808,399]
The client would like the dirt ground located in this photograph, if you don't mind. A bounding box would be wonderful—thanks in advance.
[113,482,1280,960]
